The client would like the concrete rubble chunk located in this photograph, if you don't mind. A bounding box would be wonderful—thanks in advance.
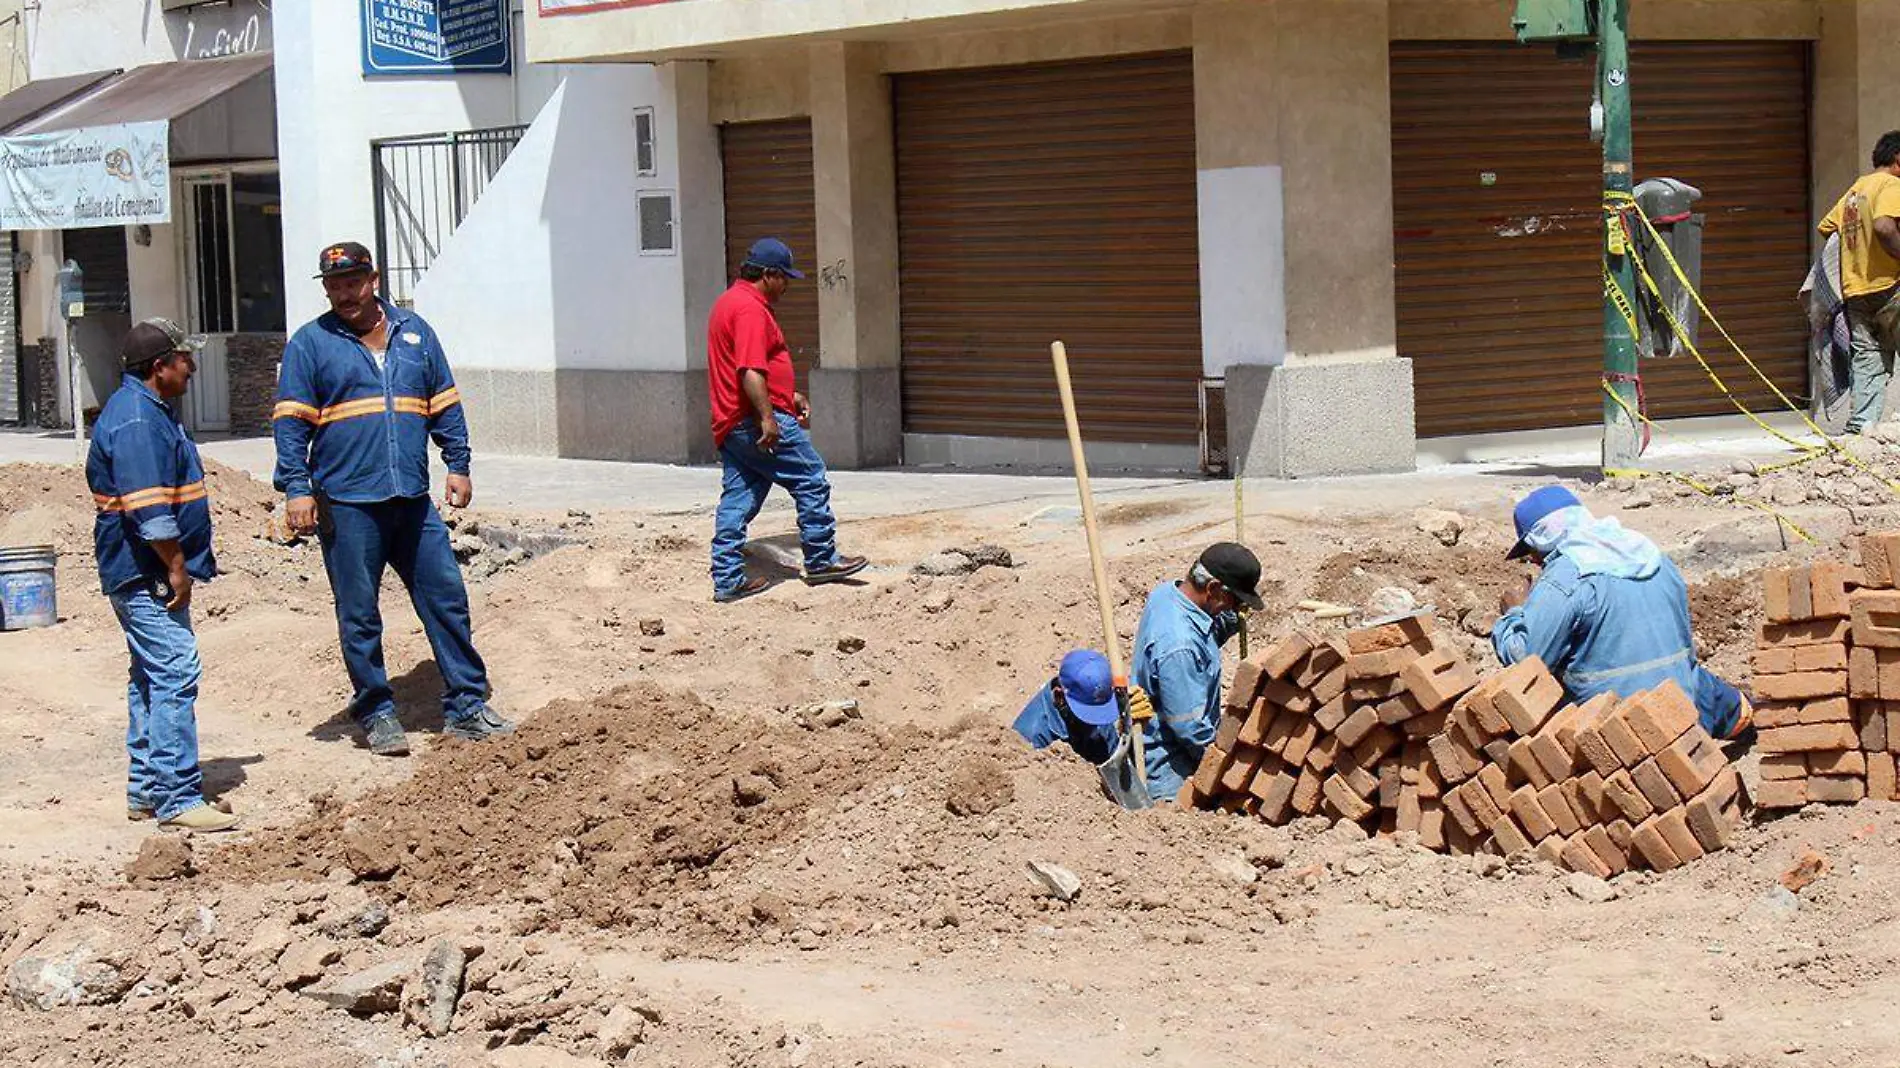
[596,1002,648,1057]
[911,552,972,577]
[1025,861,1082,902]
[318,901,391,940]
[239,916,295,963]
[301,958,411,1015]
[1413,509,1467,547]
[404,940,467,1037]
[1565,873,1618,904]
[7,948,135,1011]
[276,939,343,990]
[1208,852,1259,887]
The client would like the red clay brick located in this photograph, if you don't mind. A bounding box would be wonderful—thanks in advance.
[1886,704,1900,754]
[1529,710,1582,782]
[1794,643,1850,673]
[1416,758,1444,800]
[1752,777,1809,809]
[1193,746,1230,798]
[1228,657,1268,711]
[1869,751,1899,802]
[1401,646,1479,712]
[1323,775,1376,821]
[1655,729,1726,799]
[1763,567,1795,623]
[1753,701,1803,729]
[1508,785,1558,841]
[1655,808,1706,865]
[1310,663,1349,704]
[1563,693,1618,749]
[1859,705,1890,752]
[1507,736,1555,790]
[1262,632,1315,680]
[1880,650,1900,701]
[1347,635,1434,680]
[1335,703,1381,748]
[1221,746,1263,794]
[1215,712,1246,753]
[1337,754,1381,800]
[1377,691,1428,726]
[1862,533,1900,589]
[1477,762,1515,812]
[1599,708,1651,765]
[1490,813,1533,855]
[1259,709,1298,756]
[1305,731,1341,773]
[1495,659,1565,736]
[1605,819,1635,854]
[1564,773,1602,825]
[1379,763,1403,809]
[1346,614,1432,655]
[1602,769,1656,823]
[1685,768,1742,852]
[1463,682,1513,737]
[1537,782,1583,836]
[1787,567,1816,621]
[1251,764,1296,815]
[1561,835,1615,878]
[1852,589,1900,649]
[1806,749,1867,776]
[1261,677,1313,713]
[1624,682,1700,754]
[1575,723,1624,777]
[1308,694,1347,733]
[1442,784,1485,838]
[1630,757,1683,812]
[1807,775,1866,804]
[1281,717,1320,768]
[1584,825,1630,875]
[1402,708,1449,740]
[1418,802,1447,850]
[1757,722,1861,753]
[1760,618,1852,647]
[1296,638,1344,688]
[1481,737,1514,767]
[1463,778,1506,831]
[1348,675,1409,704]
[1534,835,1569,867]
[1238,698,1276,747]
[1352,726,1402,768]
[1176,779,1204,810]
[1631,816,1683,871]
[1291,765,1324,815]
[1813,561,1856,619]
[1753,645,1797,678]
[1396,786,1423,833]
[1800,697,1853,724]
[1754,671,1850,702]
[1758,753,1808,781]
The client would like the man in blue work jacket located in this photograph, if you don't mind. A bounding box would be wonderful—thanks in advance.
[274,242,513,756]
[1014,649,1124,766]
[1132,543,1263,802]
[88,318,238,832]
[1494,485,1750,741]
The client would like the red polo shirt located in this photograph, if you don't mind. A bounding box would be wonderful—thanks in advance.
[707,281,798,447]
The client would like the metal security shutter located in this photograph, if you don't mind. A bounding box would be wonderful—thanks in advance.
[0,235,15,424]
[61,226,131,313]
[894,52,1201,443]
[1393,41,1810,437]
[720,119,819,378]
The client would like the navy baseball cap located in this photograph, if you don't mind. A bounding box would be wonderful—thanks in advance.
[1057,650,1120,727]
[314,241,375,278]
[742,237,804,279]
[1508,485,1583,559]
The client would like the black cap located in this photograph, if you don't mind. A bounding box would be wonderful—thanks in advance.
[314,241,375,278]
[1197,542,1265,612]
[121,317,203,368]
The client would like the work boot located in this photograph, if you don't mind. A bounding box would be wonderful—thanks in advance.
[365,716,411,757]
[443,706,516,742]
[713,577,772,604]
[161,803,240,833]
[132,798,230,822]
[804,555,869,585]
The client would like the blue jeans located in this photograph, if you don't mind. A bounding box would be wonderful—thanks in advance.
[109,585,204,820]
[318,496,488,727]
[711,413,841,594]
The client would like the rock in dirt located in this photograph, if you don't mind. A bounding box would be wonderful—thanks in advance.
[319,900,391,940]
[1780,849,1830,893]
[403,940,467,1037]
[921,591,955,615]
[302,958,410,1015]
[912,552,973,578]
[1413,509,1467,547]
[638,619,665,638]
[277,939,343,989]
[7,949,135,1011]
[341,833,402,881]
[750,893,794,928]
[1026,861,1082,903]
[955,545,1014,570]
[239,916,295,964]
[596,1003,648,1057]
[124,835,194,882]
[944,756,1015,817]
[1565,873,1618,904]
[1208,852,1258,887]
[732,774,776,807]
[836,635,866,654]
[1364,587,1418,618]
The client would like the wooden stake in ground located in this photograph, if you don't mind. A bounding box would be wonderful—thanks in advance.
[1234,473,1249,659]
[1050,341,1151,809]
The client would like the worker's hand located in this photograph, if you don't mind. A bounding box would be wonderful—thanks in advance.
[164,565,193,613]
[793,392,811,429]
[757,416,782,455]
[1499,573,1534,614]
[1125,685,1155,723]
[287,495,319,536]
[444,473,474,510]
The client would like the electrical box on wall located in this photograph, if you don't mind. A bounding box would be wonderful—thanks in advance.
[1512,0,1595,43]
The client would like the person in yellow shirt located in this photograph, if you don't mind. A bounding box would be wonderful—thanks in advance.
[1820,131,1900,434]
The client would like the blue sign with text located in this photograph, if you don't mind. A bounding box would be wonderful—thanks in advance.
[362,0,512,76]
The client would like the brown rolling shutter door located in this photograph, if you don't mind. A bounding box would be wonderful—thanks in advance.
[720,119,820,379]
[1393,41,1811,438]
[894,52,1201,444]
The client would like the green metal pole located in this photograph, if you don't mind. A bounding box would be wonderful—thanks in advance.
[1600,0,1642,469]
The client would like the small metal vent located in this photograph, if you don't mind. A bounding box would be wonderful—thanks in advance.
[637,191,676,254]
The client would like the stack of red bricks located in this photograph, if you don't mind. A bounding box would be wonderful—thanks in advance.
[1185,617,1745,875]
[1754,539,1900,809]
[1179,612,1478,837]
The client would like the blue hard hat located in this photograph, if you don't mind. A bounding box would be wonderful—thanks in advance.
[1057,649,1120,727]
[1508,485,1583,559]
[742,237,804,279]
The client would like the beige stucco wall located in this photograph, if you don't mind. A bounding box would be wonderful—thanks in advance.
[709,50,811,124]
[810,42,900,372]
[1389,0,1817,40]
[1813,0,1900,228]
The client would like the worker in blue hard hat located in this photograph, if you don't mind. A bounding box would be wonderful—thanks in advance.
[1494,485,1750,740]
[1013,649,1150,767]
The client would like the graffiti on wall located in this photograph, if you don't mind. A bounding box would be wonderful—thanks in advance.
[166,0,274,60]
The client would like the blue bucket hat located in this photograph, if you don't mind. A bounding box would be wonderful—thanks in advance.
[1508,485,1583,559]
[742,237,804,279]
[1057,649,1120,727]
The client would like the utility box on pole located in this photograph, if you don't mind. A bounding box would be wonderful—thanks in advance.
[1512,0,1595,42]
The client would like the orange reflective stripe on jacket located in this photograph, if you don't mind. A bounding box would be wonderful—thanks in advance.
[273,394,446,426]
[93,480,208,513]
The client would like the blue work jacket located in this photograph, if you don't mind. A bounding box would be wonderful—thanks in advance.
[86,375,217,594]
[272,301,471,504]
[1493,552,1742,737]
[1131,582,1238,802]
[1013,681,1118,766]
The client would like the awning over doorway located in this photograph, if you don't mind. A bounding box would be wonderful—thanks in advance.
[9,52,273,136]
[0,70,121,133]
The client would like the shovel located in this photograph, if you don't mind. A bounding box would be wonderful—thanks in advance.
[1050,341,1154,811]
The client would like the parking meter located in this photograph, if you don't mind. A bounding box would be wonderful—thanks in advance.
[57,259,83,320]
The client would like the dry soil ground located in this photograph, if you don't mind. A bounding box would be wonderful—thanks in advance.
[2,452,1899,1067]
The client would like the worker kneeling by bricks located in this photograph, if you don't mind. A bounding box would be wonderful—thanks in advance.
[1494,486,1749,742]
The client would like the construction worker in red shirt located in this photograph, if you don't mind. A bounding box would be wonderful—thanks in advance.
[706,238,868,603]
